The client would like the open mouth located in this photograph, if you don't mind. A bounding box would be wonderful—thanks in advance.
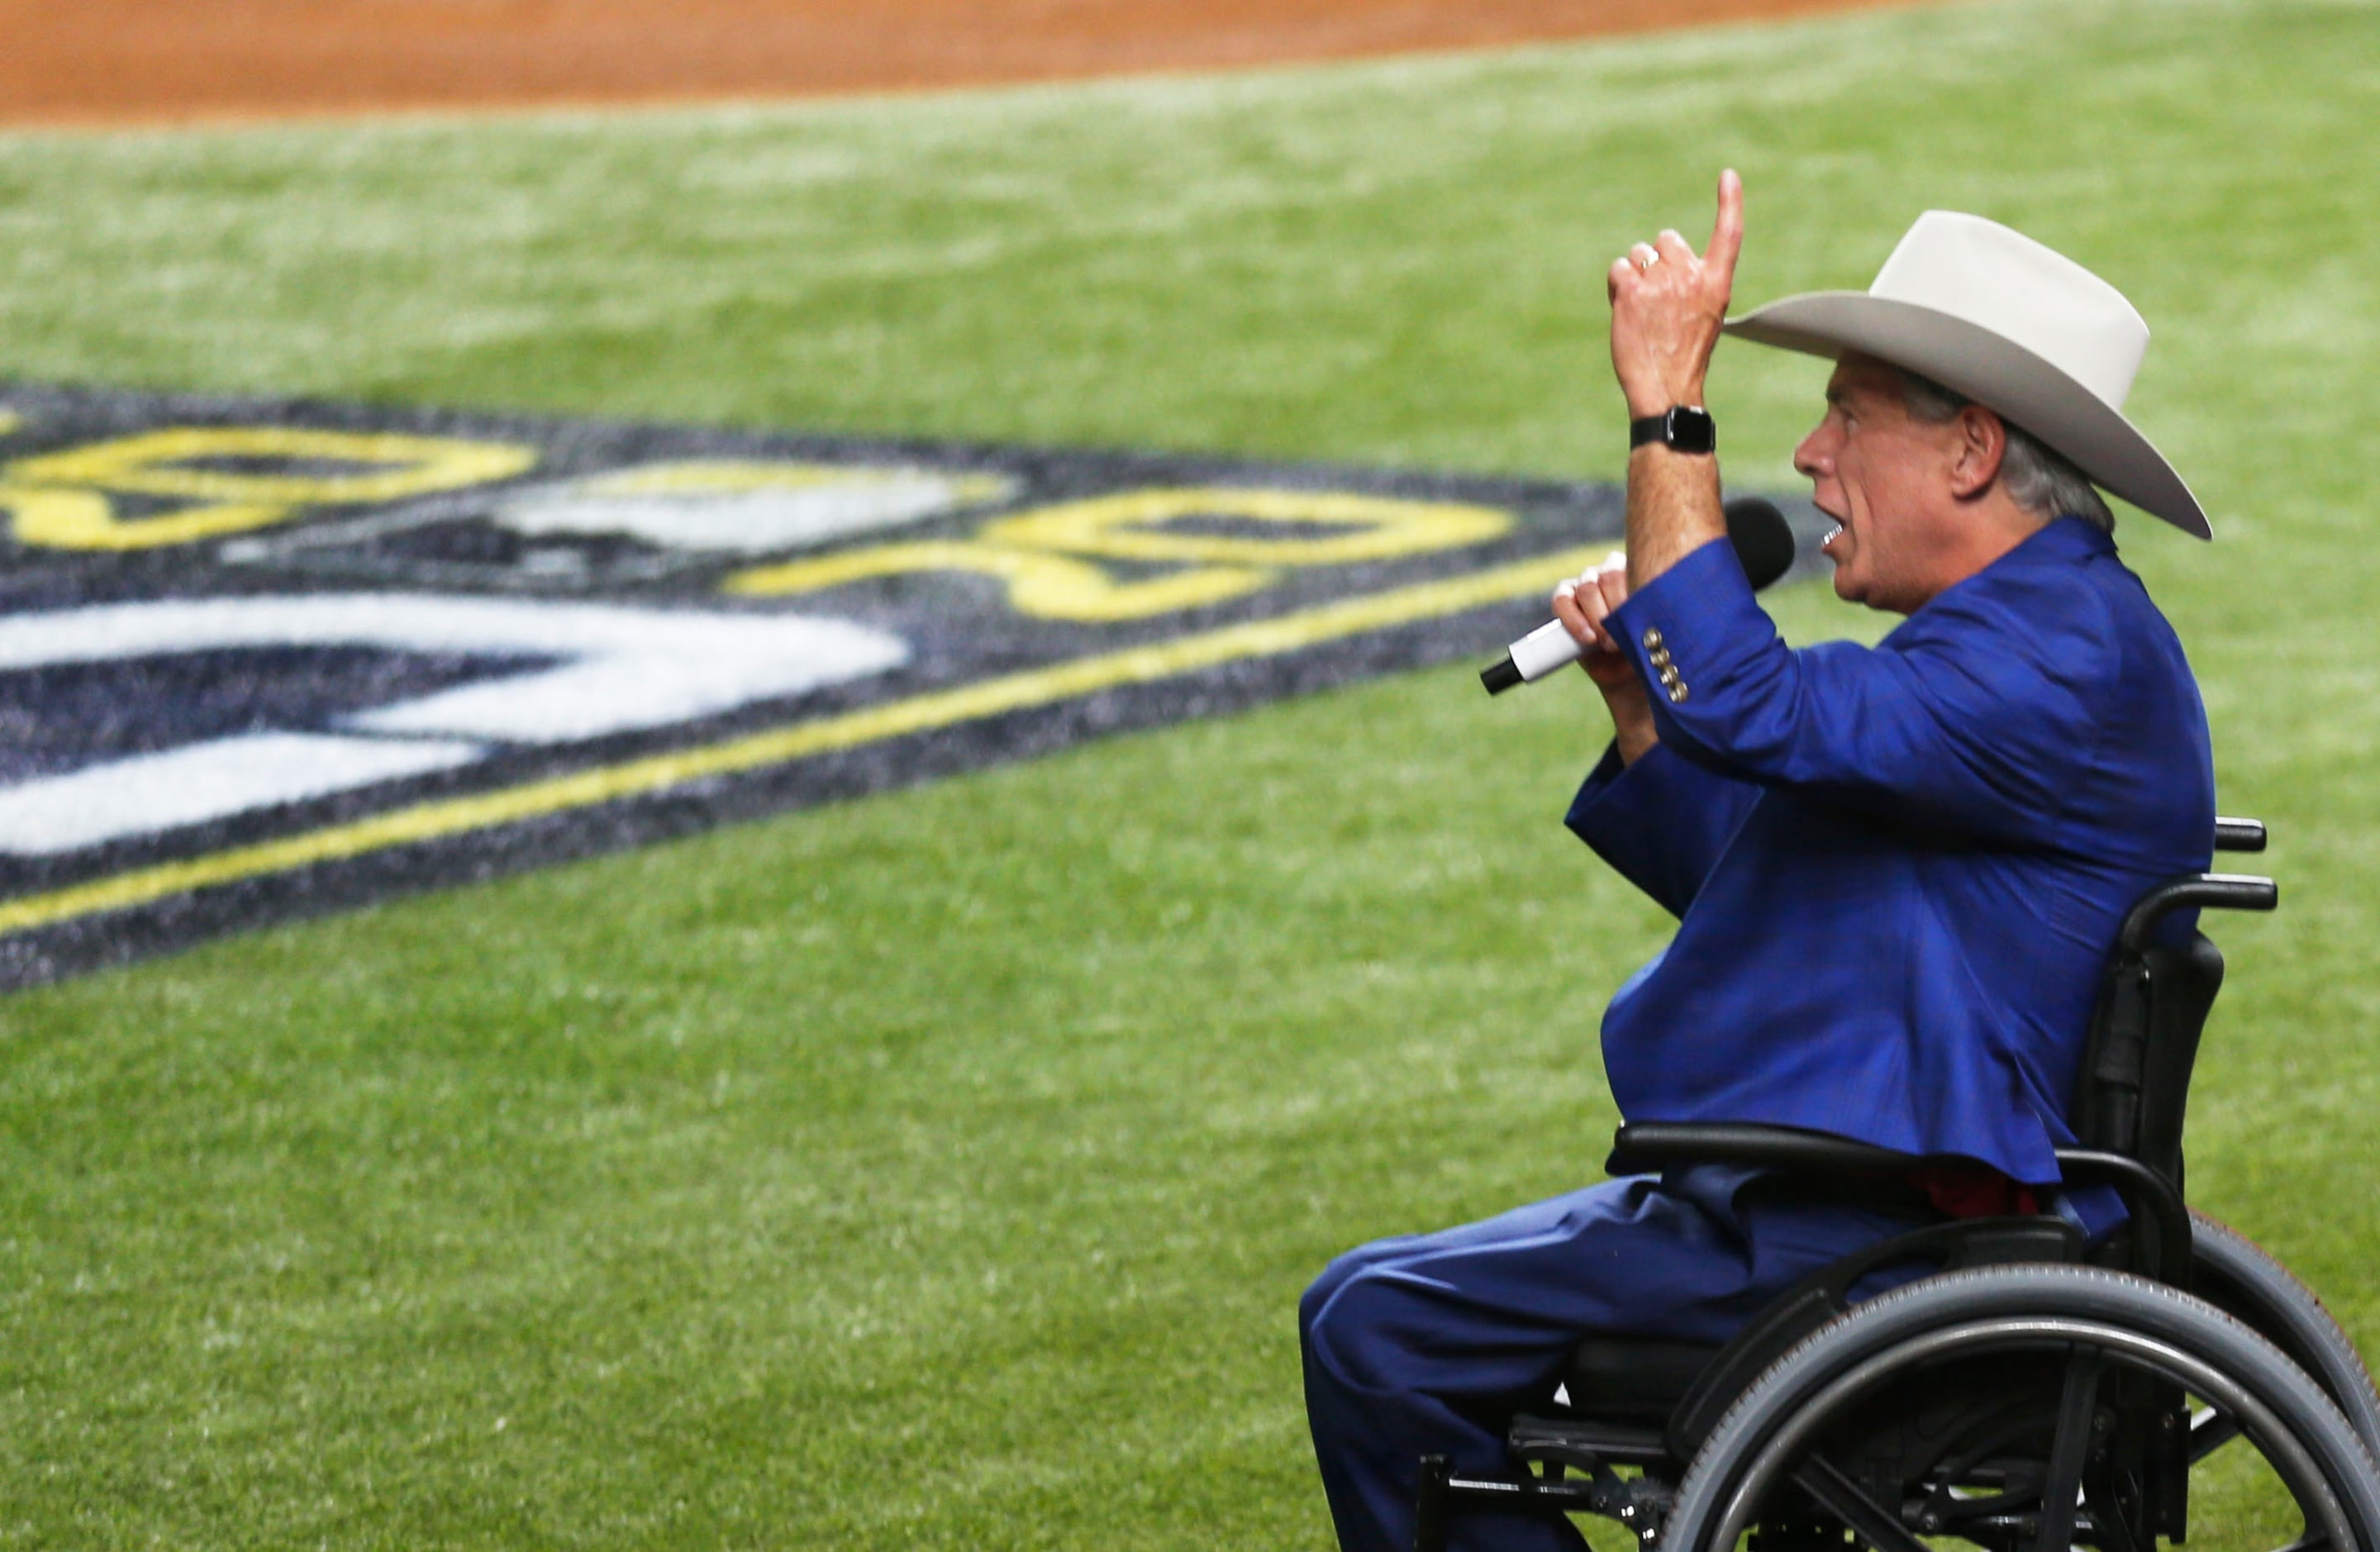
[1815,504,1849,552]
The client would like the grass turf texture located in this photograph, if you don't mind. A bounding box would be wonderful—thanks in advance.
[3,0,2378,1542]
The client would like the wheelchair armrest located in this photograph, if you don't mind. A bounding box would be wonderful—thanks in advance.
[2053,1146,2192,1287]
[1606,1126,2196,1288]
[1606,1121,1930,1179]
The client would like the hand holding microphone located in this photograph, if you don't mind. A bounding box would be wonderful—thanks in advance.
[1480,497,1794,695]
[1549,551,1638,688]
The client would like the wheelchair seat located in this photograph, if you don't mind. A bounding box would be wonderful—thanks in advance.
[1535,1207,2087,1456]
[1562,1335,1716,1422]
[1414,818,2380,1552]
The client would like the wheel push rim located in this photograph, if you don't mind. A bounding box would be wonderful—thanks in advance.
[1697,1318,2360,1552]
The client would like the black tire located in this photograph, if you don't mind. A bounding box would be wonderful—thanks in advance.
[2193,1207,2380,1459]
[1663,1264,2380,1552]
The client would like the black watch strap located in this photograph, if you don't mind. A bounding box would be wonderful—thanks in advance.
[1630,406,1716,455]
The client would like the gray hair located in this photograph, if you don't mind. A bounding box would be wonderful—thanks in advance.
[1896,369,2116,534]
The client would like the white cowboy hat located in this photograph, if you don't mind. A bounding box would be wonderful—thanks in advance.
[1723,211,2211,539]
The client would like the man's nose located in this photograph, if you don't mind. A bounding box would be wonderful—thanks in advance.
[1792,426,1831,478]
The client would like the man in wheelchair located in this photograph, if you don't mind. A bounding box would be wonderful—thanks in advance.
[1299,174,2380,1552]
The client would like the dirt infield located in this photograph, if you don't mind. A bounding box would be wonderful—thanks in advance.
[2,0,1924,126]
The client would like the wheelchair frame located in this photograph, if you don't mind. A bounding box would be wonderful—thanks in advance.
[1412,818,2380,1552]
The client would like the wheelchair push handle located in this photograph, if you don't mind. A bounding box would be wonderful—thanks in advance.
[2118,872,2278,955]
[2214,816,2267,853]
[2111,817,2273,952]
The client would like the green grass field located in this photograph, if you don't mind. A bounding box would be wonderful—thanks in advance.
[3,0,2379,1544]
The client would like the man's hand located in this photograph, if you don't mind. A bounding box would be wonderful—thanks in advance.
[1551,552,1659,765]
[1608,169,1745,421]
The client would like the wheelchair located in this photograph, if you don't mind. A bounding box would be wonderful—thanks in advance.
[1416,817,2380,1552]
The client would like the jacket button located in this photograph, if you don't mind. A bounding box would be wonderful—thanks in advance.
[1658,666,1681,687]
[1667,683,1690,704]
[1640,627,1664,650]
[1649,648,1673,668]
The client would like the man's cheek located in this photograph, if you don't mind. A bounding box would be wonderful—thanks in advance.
[1825,534,1864,598]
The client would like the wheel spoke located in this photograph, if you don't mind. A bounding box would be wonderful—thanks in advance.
[2035,1347,2106,1552]
[2190,1403,2244,1463]
[1792,1453,1930,1552]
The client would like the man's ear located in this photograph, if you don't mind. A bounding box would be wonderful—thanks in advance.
[1949,407,2007,499]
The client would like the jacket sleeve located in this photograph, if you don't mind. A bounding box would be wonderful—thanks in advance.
[1566,739,1766,917]
[1604,536,2112,845]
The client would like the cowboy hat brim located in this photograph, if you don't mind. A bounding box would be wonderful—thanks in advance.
[1724,292,2211,540]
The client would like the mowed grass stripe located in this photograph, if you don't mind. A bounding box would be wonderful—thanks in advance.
[0,547,1604,936]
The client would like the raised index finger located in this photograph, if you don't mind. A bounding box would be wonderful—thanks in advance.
[1706,168,1745,283]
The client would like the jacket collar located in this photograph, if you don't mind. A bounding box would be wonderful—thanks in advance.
[1897,515,2117,631]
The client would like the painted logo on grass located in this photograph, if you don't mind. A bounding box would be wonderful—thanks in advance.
[0,383,1827,988]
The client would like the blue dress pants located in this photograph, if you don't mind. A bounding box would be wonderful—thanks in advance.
[1299,1166,1922,1552]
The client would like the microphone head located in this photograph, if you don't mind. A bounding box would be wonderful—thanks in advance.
[1722,497,1797,592]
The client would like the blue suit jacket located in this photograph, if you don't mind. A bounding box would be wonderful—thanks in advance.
[1568,517,2214,1184]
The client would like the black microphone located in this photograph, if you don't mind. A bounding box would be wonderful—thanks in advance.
[1479,497,1796,695]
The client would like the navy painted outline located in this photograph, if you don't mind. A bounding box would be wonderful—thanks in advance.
[0,381,1831,988]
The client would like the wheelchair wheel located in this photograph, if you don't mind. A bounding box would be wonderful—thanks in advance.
[1663,1264,2380,1552]
[2192,1207,2380,1459]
